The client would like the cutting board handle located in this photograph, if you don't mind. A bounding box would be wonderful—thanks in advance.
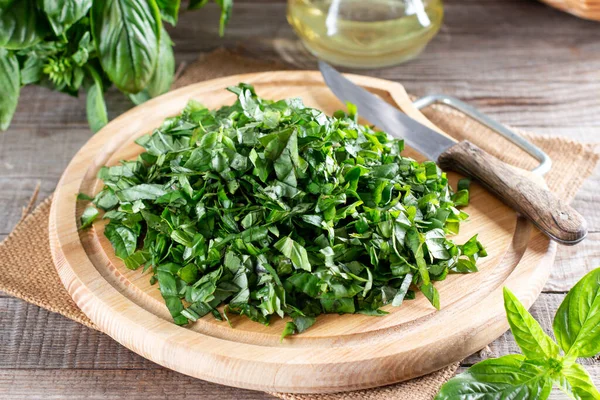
[438,140,587,245]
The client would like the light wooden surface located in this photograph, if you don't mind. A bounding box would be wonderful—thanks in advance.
[1,0,599,398]
[540,0,600,21]
[49,71,553,393]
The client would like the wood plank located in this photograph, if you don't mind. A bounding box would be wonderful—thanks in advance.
[0,178,54,236]
[569,167,600,232]
[2,293,587,370]
[7,78,600,133]
[0,126,91,178]
[7,86,132,130]
[0,369,271,400]
[548,233,600,292]
[0,299,153,370]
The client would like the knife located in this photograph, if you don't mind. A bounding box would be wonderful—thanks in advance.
[319,61,587,245]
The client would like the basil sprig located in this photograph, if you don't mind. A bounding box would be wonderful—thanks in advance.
[0,0,232,132]
[436,268,600,400]
[83,84,486,337]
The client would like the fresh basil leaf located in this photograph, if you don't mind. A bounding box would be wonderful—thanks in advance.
[504,287,561,360]
[452,189,469,206]
[287,272,321,298]
[275,236,311,272]
[77,193,94,201]
[128,27,174,105]
[392,273,414,307]
[85,66,108,133]
[320,297,355,314]
[293,315,316,333]
[155,0,180,25]
[80,206,99,229]
[128,89,151,106]
[42,0,92,36]
[117,184,168,202]
[457,178,471,192]
[0,49,19,131]
[123,250,150,270]
[178,263,198,284]
[553,268,600,358]
[280,322,296,341]
[104,223,137,259]
[91,0,162,93]
[156,270,188,325]
[0,0,49,49]
[20,55,43,85]
[555,362,600,400]
[421,282,440,310]
[280,314,316,341]
[435,355,553,400]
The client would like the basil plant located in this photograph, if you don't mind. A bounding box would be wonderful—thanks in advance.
[437,267,600,400]
[0,0,232,132]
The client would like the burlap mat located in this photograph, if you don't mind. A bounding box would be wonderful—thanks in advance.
[0,48,598,400]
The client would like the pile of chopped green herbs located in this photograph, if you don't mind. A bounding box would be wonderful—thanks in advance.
[81,84,486,338]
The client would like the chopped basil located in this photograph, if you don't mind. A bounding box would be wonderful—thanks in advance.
[88,84,486,335]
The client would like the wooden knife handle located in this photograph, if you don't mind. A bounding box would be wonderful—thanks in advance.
[438,140,587,245]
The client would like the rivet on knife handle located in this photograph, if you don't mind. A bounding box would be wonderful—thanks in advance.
[438,140,588,245]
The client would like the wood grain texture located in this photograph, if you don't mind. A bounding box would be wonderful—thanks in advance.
[549,233,600,292]
[0,294,576,371]
[0,369,272,400]
[1,0,600,397]
[48,71,555,393]
[438,140,588,245]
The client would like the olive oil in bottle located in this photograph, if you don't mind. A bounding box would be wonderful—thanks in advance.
[287,0,443,68]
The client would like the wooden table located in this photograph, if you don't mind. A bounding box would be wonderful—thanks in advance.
[1,0,598,398]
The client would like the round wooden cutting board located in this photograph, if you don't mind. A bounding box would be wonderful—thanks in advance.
[49,71,556,394]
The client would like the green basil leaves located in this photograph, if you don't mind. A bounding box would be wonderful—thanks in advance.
[85,65,108,133]
[557,363,600,400]
[91,0,161,93]
[0,0,49,50]
[504,287,560,360]
[156,0,181,26]
[0,0,231,132]
[553,268,600,358]
[128,28,174,105]
[0,48,19,130]
[84,85,486,336]
[436,355,553,400]
[436,268,600,400]
[42,0,92,36]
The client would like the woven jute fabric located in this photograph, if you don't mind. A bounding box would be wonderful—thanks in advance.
[0,48,598,400]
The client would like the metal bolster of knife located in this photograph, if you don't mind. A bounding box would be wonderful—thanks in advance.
[411,95,552,177]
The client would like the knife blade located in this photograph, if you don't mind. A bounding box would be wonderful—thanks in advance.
[319,61,455,161]
[319,61,587,245]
